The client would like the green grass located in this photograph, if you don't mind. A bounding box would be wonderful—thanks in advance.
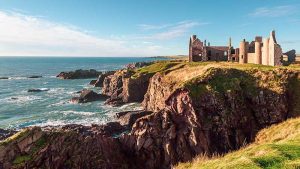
[13,155,31,165]
[0,128,30,146]
[176,117,300,169]
[132,61,182,78]
[183,68,260,99]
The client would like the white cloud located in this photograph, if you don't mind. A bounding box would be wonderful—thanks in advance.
[137,21,209,40]
[0,11,166,56]
[249,5,296,17]
[138,24,172,31]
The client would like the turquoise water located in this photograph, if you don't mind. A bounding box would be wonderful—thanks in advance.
[0,57,161,129]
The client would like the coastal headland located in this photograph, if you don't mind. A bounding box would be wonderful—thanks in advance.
[1,59,300,169]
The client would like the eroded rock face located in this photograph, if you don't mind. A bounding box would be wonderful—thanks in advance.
[102,70,152,106]
[142,73,175,112]
[123,68,300,168]
[0,124,130,169]
[94,71,116,87]
[115,110,152,129]
[57,69,102,79]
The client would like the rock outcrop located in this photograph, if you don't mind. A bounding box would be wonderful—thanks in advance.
[115,110,152,129]
[27,76,42,79]
[142,73,176,112]
[93,71,116,87]
[57,69,102,79]
[0,77,9,80]
[102,69,152,106]
[27,88,49,92]
[124,68,300,168]
[70,89,108,104]
[0,124,130,169]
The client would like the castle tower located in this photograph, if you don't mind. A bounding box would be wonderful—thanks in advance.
[268,30,282,66]
[262,38,269,65]
[189,35,195,62]
[228,37,232,61]
[255,41,262,64]
[239,39,248,64]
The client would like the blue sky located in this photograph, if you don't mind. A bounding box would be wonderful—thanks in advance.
[0,0,299,56]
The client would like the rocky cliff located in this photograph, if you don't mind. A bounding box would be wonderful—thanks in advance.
[1,62,300,169]
[126,67,300,168]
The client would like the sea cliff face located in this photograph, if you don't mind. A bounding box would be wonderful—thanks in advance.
[127,67,299,168]
[1,61,299,169]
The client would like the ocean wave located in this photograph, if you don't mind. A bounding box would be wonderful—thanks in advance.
[32,118,109,127]
[0,95,43,104]
[47,100,69,107]
[49,110,96,116]
[47,88,78,96]
[8,77,28,80]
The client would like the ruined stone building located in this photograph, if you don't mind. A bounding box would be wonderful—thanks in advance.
[189,35,229,62]
[189,30,286,66]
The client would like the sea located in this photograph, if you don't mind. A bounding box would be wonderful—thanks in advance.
[0,57,163,129]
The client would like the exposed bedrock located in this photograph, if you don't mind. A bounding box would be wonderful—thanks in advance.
[115,110,153,129]
[0,124,130,169]
[102,69,152,106]
[57,69,102,79]
[90,71,116,87]
[122,68,300,168]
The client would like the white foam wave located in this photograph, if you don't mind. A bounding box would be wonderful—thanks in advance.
[49,110,96,116]
[0,95,43,104]
[47,100,68,107]
[8,77,27,80]
[32,118,108,127]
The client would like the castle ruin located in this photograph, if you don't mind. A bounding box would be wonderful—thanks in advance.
[189,30,284,66]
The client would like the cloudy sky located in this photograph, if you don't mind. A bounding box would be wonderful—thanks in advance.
[0,0,299,56]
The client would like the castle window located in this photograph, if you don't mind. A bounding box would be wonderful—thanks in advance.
[208,50,211,56]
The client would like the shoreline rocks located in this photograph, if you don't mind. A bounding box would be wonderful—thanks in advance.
[0,77,9,80]
[28,88,49,92]
[57,69,102,79]
[28,75,42,78]
[70,89,108,104]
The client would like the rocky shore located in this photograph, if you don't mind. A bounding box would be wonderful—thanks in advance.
[1,61,300,169]
[57,69,102,79]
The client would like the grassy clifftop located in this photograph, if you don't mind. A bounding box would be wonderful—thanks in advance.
[176,117,300,169]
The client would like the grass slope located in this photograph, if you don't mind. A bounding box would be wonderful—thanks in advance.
[176,117,300,169]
